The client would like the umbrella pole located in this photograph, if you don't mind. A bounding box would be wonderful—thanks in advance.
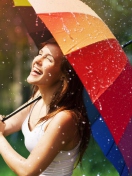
[2,96,42,122]
[122,40,132,48]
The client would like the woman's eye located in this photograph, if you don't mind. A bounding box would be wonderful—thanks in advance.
[37,53,53,62]
[46,56,53,62]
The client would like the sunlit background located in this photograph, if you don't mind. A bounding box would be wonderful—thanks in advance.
[0,0,132,175]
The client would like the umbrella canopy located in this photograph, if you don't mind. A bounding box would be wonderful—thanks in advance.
[13,0,132,175]
[13,0,52,47]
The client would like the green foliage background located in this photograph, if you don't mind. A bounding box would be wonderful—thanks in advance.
[0,0,132,175]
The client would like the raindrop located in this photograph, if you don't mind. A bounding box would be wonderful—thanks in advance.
[48,73,51,77]
[41,31,45,38]
[88,70,93,73]
[74,29,77,32]
[62,141,65,144]
[98,100,103,111]
[82,121,86,124]
[71,12,80,25]
[99,117,102,121]
[35,17,38,26]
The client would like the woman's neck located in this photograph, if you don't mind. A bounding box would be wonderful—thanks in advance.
[38,81,61,106]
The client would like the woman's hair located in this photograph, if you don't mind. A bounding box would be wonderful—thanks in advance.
[32,38,91,165]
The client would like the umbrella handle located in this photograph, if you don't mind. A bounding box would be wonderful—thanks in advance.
[122,40,132,48]
[2,96,42,122]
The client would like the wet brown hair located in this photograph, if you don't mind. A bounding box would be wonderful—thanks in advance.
[32,39,91,165]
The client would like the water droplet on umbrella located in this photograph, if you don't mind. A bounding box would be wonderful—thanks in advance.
[35,17,38,26]
[82,121,86,124]
[41,31,45,38]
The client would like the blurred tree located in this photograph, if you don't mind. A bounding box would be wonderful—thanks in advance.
[0,0,37,113]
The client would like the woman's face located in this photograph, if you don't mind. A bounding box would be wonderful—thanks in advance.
[27,43,63,87]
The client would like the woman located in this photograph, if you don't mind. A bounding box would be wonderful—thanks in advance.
[0,38,90,176]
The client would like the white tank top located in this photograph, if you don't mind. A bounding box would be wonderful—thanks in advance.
[22,108,80,176]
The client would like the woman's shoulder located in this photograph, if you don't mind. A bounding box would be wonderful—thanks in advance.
[53,110,76,125]
[46,110,77,134]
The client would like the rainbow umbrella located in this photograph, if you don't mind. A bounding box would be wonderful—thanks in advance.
[13,0,132,175]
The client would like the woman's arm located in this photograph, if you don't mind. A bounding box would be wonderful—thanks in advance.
[3,91,40,136]
[3,99,33,136]
[0,111,78,176]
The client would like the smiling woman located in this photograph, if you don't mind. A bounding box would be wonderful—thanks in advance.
[0,38,90,176]
[27,41,63,88]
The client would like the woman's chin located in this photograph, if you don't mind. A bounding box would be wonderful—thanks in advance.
[27,76,35,85]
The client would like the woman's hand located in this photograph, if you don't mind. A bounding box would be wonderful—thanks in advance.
[0,115,6,135]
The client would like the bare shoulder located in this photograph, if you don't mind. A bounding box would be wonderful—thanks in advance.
[46,110,77,136]
[44,110,80,150]
[52,110,76,127]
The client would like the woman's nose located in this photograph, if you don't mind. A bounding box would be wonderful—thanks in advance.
[34,55,43,66]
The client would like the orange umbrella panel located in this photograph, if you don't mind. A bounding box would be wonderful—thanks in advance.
[28,0,115,55]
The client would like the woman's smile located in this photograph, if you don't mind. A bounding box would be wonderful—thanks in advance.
[30,66,43,76]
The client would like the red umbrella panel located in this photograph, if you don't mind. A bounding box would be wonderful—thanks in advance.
[14,0,132,175]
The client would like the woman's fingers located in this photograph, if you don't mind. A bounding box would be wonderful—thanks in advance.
[0,115,5,121]
[0,116,6,134]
